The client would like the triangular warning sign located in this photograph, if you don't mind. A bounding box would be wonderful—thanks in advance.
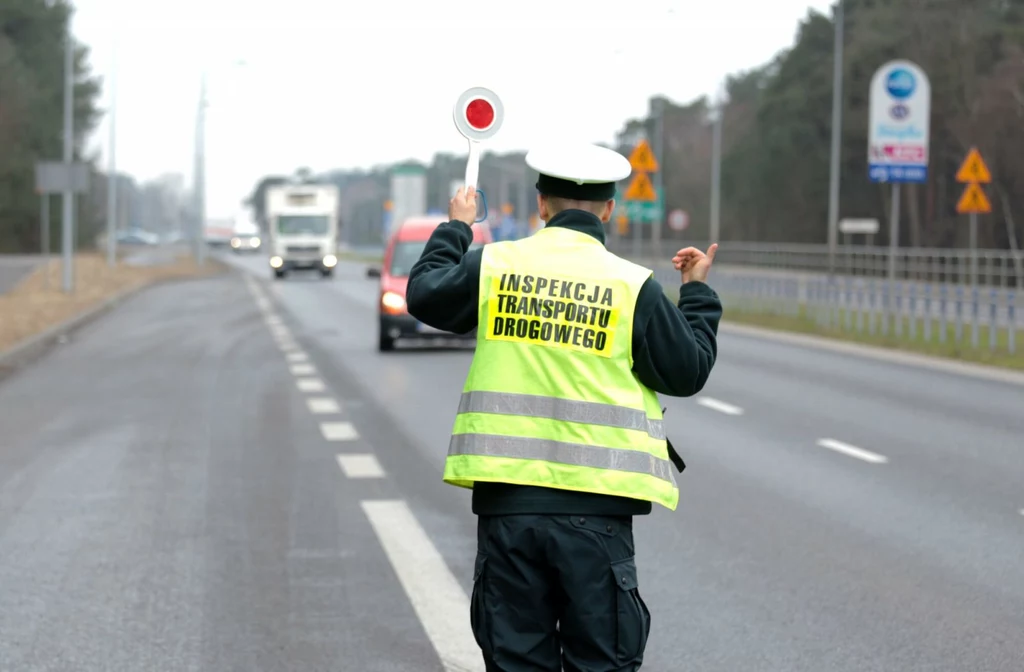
[628,140,659,172]
[956,182,991,214]
[955,147,991,183]
[624,172,656,201]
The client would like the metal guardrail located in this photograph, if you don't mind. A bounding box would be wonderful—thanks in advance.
[648,263,1021,356]
[612,240,1024,289]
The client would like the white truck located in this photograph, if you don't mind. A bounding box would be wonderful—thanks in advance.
[265,183,340,279]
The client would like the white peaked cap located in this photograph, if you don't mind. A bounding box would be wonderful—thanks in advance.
[526,142,632,185]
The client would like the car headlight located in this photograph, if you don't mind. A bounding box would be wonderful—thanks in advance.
[322,254,338,267]
[231,238,241,247]
[270,256,283,268]
[381,291,405,311]
[250,237,260,247]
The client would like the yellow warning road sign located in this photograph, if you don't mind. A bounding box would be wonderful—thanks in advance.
[955,147,991,183]
[627,140,659,172]
[956,182,991,213]
[624,172,656,201]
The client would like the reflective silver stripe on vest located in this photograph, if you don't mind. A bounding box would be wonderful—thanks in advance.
[457,391,665,440]
[449,433,677,485]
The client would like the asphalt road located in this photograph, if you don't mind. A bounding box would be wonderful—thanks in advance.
[0,255,39,294]
[1,253,1023,671]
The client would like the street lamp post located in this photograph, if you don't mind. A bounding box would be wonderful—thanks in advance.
[826,0,845,276]
[61,20,75,293]
[106,37,118,267]
[709,102,722,245]
[193,73,207,266]
[192,60,247,265]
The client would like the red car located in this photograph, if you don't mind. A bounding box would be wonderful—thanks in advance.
[366,215,491,351]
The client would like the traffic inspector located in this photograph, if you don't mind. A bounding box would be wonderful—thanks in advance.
[405,141,722,671]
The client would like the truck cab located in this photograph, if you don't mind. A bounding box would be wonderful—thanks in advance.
[265,184,340,279]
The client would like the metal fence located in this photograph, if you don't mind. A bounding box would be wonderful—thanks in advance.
[613,240,1024,289]
[648,262,1021,356]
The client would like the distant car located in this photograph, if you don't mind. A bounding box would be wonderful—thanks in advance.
[117,230,159,245]
[366,216,491,351]
[230,232,262,253]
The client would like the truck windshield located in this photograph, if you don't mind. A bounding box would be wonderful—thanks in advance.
[276,215,329,235]
[389,241,482,277]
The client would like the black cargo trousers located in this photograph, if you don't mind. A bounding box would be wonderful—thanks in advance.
[470,514,651,671]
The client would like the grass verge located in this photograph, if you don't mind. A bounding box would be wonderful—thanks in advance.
[0,252,226,355]
[667,289,1024,370]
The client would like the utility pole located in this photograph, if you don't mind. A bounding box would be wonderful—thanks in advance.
[652,98,665,257]
[106,38,118,267]
[61,19,76,293]
[193,73,207,266]
[826,0,845,276]
[709,104,722,244]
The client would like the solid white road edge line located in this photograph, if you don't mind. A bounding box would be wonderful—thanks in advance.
[361,500,483,672]
[696,397,744,415]
[336,454,385,478]
[296,378,326,392]
[720,321,1024,387]
[307,397,341,414]
[320,421,358,440]
[817,438,888,464]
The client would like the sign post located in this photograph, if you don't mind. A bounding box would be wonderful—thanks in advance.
[624,139,660,257]
[35,161,89,294]
[954,147,992,294]
[453,87,504,191]
[868,59,931,331]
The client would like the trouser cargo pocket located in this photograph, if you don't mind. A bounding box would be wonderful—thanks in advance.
[610,556,650,665]
[469,551,493,657]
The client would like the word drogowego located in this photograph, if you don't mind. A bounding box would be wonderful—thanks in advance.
[486,272,623,356]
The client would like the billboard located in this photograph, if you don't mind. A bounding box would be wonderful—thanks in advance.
[868,60,930,183]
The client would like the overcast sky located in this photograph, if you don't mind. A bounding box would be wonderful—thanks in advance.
[72,0,834,218]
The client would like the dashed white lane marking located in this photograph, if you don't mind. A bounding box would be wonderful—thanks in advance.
[277,340,299,352]
[265,315,282,325]
[336,454,385,478]
[696,397,744,415]
[361,500,482,671]
[320,421,358,441]
[307,397,340,414]
[296,378,326,392]
[286,351,308,362]
[290,363,316,376]
[816,438,888,464]
[1019,509,1024,517]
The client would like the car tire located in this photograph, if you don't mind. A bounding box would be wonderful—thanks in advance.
[378,323,395,352]
[273,269,286,280]
[321,268,333,279]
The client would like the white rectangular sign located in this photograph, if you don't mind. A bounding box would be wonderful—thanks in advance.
[839,218,880,234]
[867,60,930,184]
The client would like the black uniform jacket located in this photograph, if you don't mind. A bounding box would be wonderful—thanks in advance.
[406,209,723,516]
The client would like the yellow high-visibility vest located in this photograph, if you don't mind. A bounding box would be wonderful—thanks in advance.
[443,225,678,510]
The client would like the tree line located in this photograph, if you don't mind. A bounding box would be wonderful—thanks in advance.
[0,0,103,254]
[250,0,1024,253]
